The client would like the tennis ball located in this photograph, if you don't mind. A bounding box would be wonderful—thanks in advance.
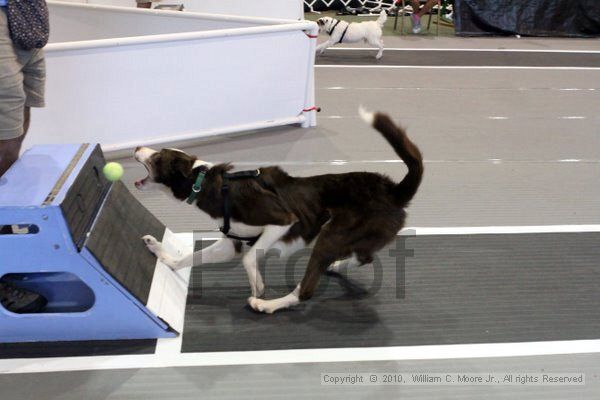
[103,162,124,182]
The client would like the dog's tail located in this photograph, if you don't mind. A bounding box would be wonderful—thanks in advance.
[376,10,387,27]
[359,106,423,205]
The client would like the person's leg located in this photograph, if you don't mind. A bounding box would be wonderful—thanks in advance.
[0,43,45,177]
[1,43,46,177]
[23,105,30,133]
[409,0,439,33]
[408,0,423,33]
[416,0,438,17]
[0,7,27,177]
[0,115,27,176]
[409,0,421,13]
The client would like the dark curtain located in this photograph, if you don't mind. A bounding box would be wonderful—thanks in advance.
[455,0,600,37]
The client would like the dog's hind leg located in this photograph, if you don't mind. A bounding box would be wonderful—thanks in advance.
[367,35,384,59]
[376,39,384,59]
[248,216,355,314]
[327,254,361,273]
[248,241,339,314]
[271,237,307,260]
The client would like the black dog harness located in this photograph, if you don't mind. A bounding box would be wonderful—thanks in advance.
[219,169,263,246]
[186,168,264,246]
[328,19,350,44]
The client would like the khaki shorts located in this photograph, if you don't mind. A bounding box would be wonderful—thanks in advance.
[0,7,46,140]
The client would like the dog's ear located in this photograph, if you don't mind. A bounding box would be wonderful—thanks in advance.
[173,157,193,178]
[317,19,324,26]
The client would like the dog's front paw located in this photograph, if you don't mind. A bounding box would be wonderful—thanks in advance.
[248,297,274,314]
[142,235,162,256]
[143,235,178,269]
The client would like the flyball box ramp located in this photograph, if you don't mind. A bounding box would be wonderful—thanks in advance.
[0,144,191,343]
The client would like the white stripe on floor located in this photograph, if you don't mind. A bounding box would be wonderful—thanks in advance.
[230,159,600,166]
[172,225,600,242]
[3,339,600,374]
[328,47,600,54]
[316,65,600,70]
[320,87,598,91]
[402,225,600,235]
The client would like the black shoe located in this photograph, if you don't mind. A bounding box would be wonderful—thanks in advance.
[0,280,47,313]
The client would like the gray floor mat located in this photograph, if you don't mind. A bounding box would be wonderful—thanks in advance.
[316,49,600,67]
[182,232,600,352]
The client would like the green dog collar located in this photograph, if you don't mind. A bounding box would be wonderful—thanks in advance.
[186,171,206,204]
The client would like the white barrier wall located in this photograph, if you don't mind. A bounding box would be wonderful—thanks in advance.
[60,0,304,20]
[26,2,317,153]
[49,4,260,43]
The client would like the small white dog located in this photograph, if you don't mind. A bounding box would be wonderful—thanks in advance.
[316,10,387,59]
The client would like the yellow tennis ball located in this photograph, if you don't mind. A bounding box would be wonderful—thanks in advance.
[103,162,124,182]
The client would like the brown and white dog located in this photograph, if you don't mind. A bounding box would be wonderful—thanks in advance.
[135,108,423,314]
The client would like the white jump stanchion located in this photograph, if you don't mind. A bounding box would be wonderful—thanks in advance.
[302,25,319,128]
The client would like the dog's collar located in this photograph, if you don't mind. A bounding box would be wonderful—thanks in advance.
[186,171,206,204]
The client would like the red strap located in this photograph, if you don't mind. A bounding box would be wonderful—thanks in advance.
[304,32,318,39]
[303,106,321,112]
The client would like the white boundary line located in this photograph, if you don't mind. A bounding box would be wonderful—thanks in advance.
[403,225,600,235]
[328,47,600,54]
[3,339,600,374]
[316,65,600,70]
[188,225,600,241]
[233,159,600,166]
[189,225,600,240]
